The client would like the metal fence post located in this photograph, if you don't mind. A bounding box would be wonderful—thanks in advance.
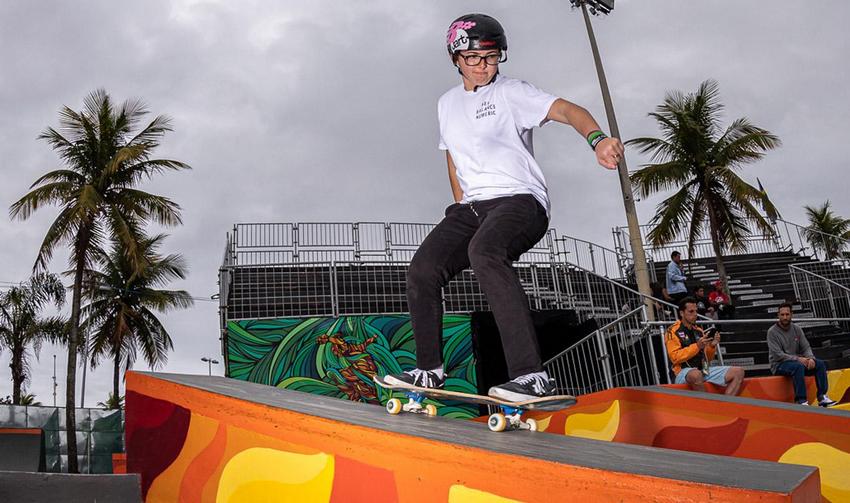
[595,330,614,389]
[657,326,672,384]
[330,262,339,318]
[805,274,816,314]
[641,306,661,385]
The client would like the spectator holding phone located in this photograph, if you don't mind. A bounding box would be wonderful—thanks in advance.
[665,297,744,395]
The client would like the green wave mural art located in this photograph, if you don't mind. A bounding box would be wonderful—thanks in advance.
[226,315,478,418]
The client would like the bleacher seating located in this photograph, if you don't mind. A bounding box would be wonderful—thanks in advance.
[653,251,850,375]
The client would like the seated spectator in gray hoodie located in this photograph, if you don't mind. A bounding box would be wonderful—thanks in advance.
[768,303,838,407]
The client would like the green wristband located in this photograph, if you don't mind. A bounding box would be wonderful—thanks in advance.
[587,130,608,150]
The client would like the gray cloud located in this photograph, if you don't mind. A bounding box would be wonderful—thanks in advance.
[1,0,848,405]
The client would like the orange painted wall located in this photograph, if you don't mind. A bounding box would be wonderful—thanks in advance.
[528,370,850,502]
[125,372,818,503]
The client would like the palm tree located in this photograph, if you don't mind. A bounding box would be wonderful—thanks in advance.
[803,201,850,260]
[628,80,781,291]
[83,234,193,401]
[0,273,66,404]
[97,392,124,410]
[9,89,190,472]
[20,393,42,406]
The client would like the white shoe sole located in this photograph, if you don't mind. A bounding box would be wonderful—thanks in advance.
[487,387,538,402]
[382,374,413,387]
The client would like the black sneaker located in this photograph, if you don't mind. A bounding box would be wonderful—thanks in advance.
[488,373,556,402]
[383,368,445,389]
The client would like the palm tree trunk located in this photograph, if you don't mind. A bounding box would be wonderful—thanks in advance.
[113,350,120,402]
[705,201,731,298]
[11,345,23,405]
[65,227,90,474]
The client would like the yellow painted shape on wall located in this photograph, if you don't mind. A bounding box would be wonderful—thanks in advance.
[216,448,334,503]
[779,442,850,502]
[827,369,850,402]
[533,415,552,432]
[146,413,220,503]
[564,400,620,441]
[449,485,521,502]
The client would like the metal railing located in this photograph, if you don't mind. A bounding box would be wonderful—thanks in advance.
[790,264,850,331]
[229,222,558,265]
[554,234,640,281]
[220,222,681,325]
[790,260,850,290]
[544,307,662,396]
[613,217,850,263]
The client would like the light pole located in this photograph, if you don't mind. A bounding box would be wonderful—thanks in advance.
[570,0,654,317]
[201,357,219,377]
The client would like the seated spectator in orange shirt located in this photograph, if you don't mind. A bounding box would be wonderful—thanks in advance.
[665,297,744,395]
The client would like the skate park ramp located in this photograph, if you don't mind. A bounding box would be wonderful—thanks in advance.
[126,371,818,502]
[0,428,45,472]
[528,382,850,502]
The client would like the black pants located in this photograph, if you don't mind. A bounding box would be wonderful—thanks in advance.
[407,194,549,378]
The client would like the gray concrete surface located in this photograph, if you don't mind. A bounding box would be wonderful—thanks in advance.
[0,471,141,502]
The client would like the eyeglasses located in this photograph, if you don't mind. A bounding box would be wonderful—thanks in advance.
[457,52,507,66]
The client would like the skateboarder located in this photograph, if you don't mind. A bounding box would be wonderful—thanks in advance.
[383,13,623,402]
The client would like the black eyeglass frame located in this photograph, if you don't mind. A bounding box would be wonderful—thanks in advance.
[456,51,507,66]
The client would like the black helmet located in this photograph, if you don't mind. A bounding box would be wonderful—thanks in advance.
[446,14,507,55]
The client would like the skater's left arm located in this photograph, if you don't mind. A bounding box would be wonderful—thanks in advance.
[546,98,623,170]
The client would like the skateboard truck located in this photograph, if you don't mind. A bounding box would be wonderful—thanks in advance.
[385,391,438,417]
[488,405,538,432]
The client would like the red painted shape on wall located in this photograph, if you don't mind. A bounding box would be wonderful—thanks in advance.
[733,427,818,461]
[330,455,399,503]
[179,422,228,501]
[125,390,191,499]
[652,417,749,456]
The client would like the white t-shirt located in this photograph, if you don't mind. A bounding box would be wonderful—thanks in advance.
[438,74,558,215]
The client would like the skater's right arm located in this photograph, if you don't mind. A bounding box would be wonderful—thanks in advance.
[447,152,463,203]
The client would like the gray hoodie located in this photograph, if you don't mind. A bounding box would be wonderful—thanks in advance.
[767,322,814,374]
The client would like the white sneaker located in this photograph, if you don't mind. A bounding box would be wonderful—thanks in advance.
[818,396,839,408]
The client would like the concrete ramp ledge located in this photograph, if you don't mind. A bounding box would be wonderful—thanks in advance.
[126,372,819,502]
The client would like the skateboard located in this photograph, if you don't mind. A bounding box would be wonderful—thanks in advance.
[373,375,576,432]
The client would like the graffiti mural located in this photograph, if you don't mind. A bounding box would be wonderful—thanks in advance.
[226,315,478,418]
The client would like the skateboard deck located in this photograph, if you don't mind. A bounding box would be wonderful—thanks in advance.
[373,375,576,432]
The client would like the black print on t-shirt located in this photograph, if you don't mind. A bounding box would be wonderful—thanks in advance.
[475,101,496,120]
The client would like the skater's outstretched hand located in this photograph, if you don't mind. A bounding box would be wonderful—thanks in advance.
[595,137,624,170]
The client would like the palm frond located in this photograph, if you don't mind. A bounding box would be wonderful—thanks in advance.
[112,189,183,227]
[629,159,692,198]
[9,182,77,221]
[646,183,696,247]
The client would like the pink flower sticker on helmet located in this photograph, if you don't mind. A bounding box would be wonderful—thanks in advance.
[446,20,476,51]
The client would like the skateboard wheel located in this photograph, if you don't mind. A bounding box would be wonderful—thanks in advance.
[488,413,507,432]
[386,398,402,415]
[424,404,438,417]
[525,418,538,432]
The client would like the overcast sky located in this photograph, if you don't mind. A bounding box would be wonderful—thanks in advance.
[1,1,848,406]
